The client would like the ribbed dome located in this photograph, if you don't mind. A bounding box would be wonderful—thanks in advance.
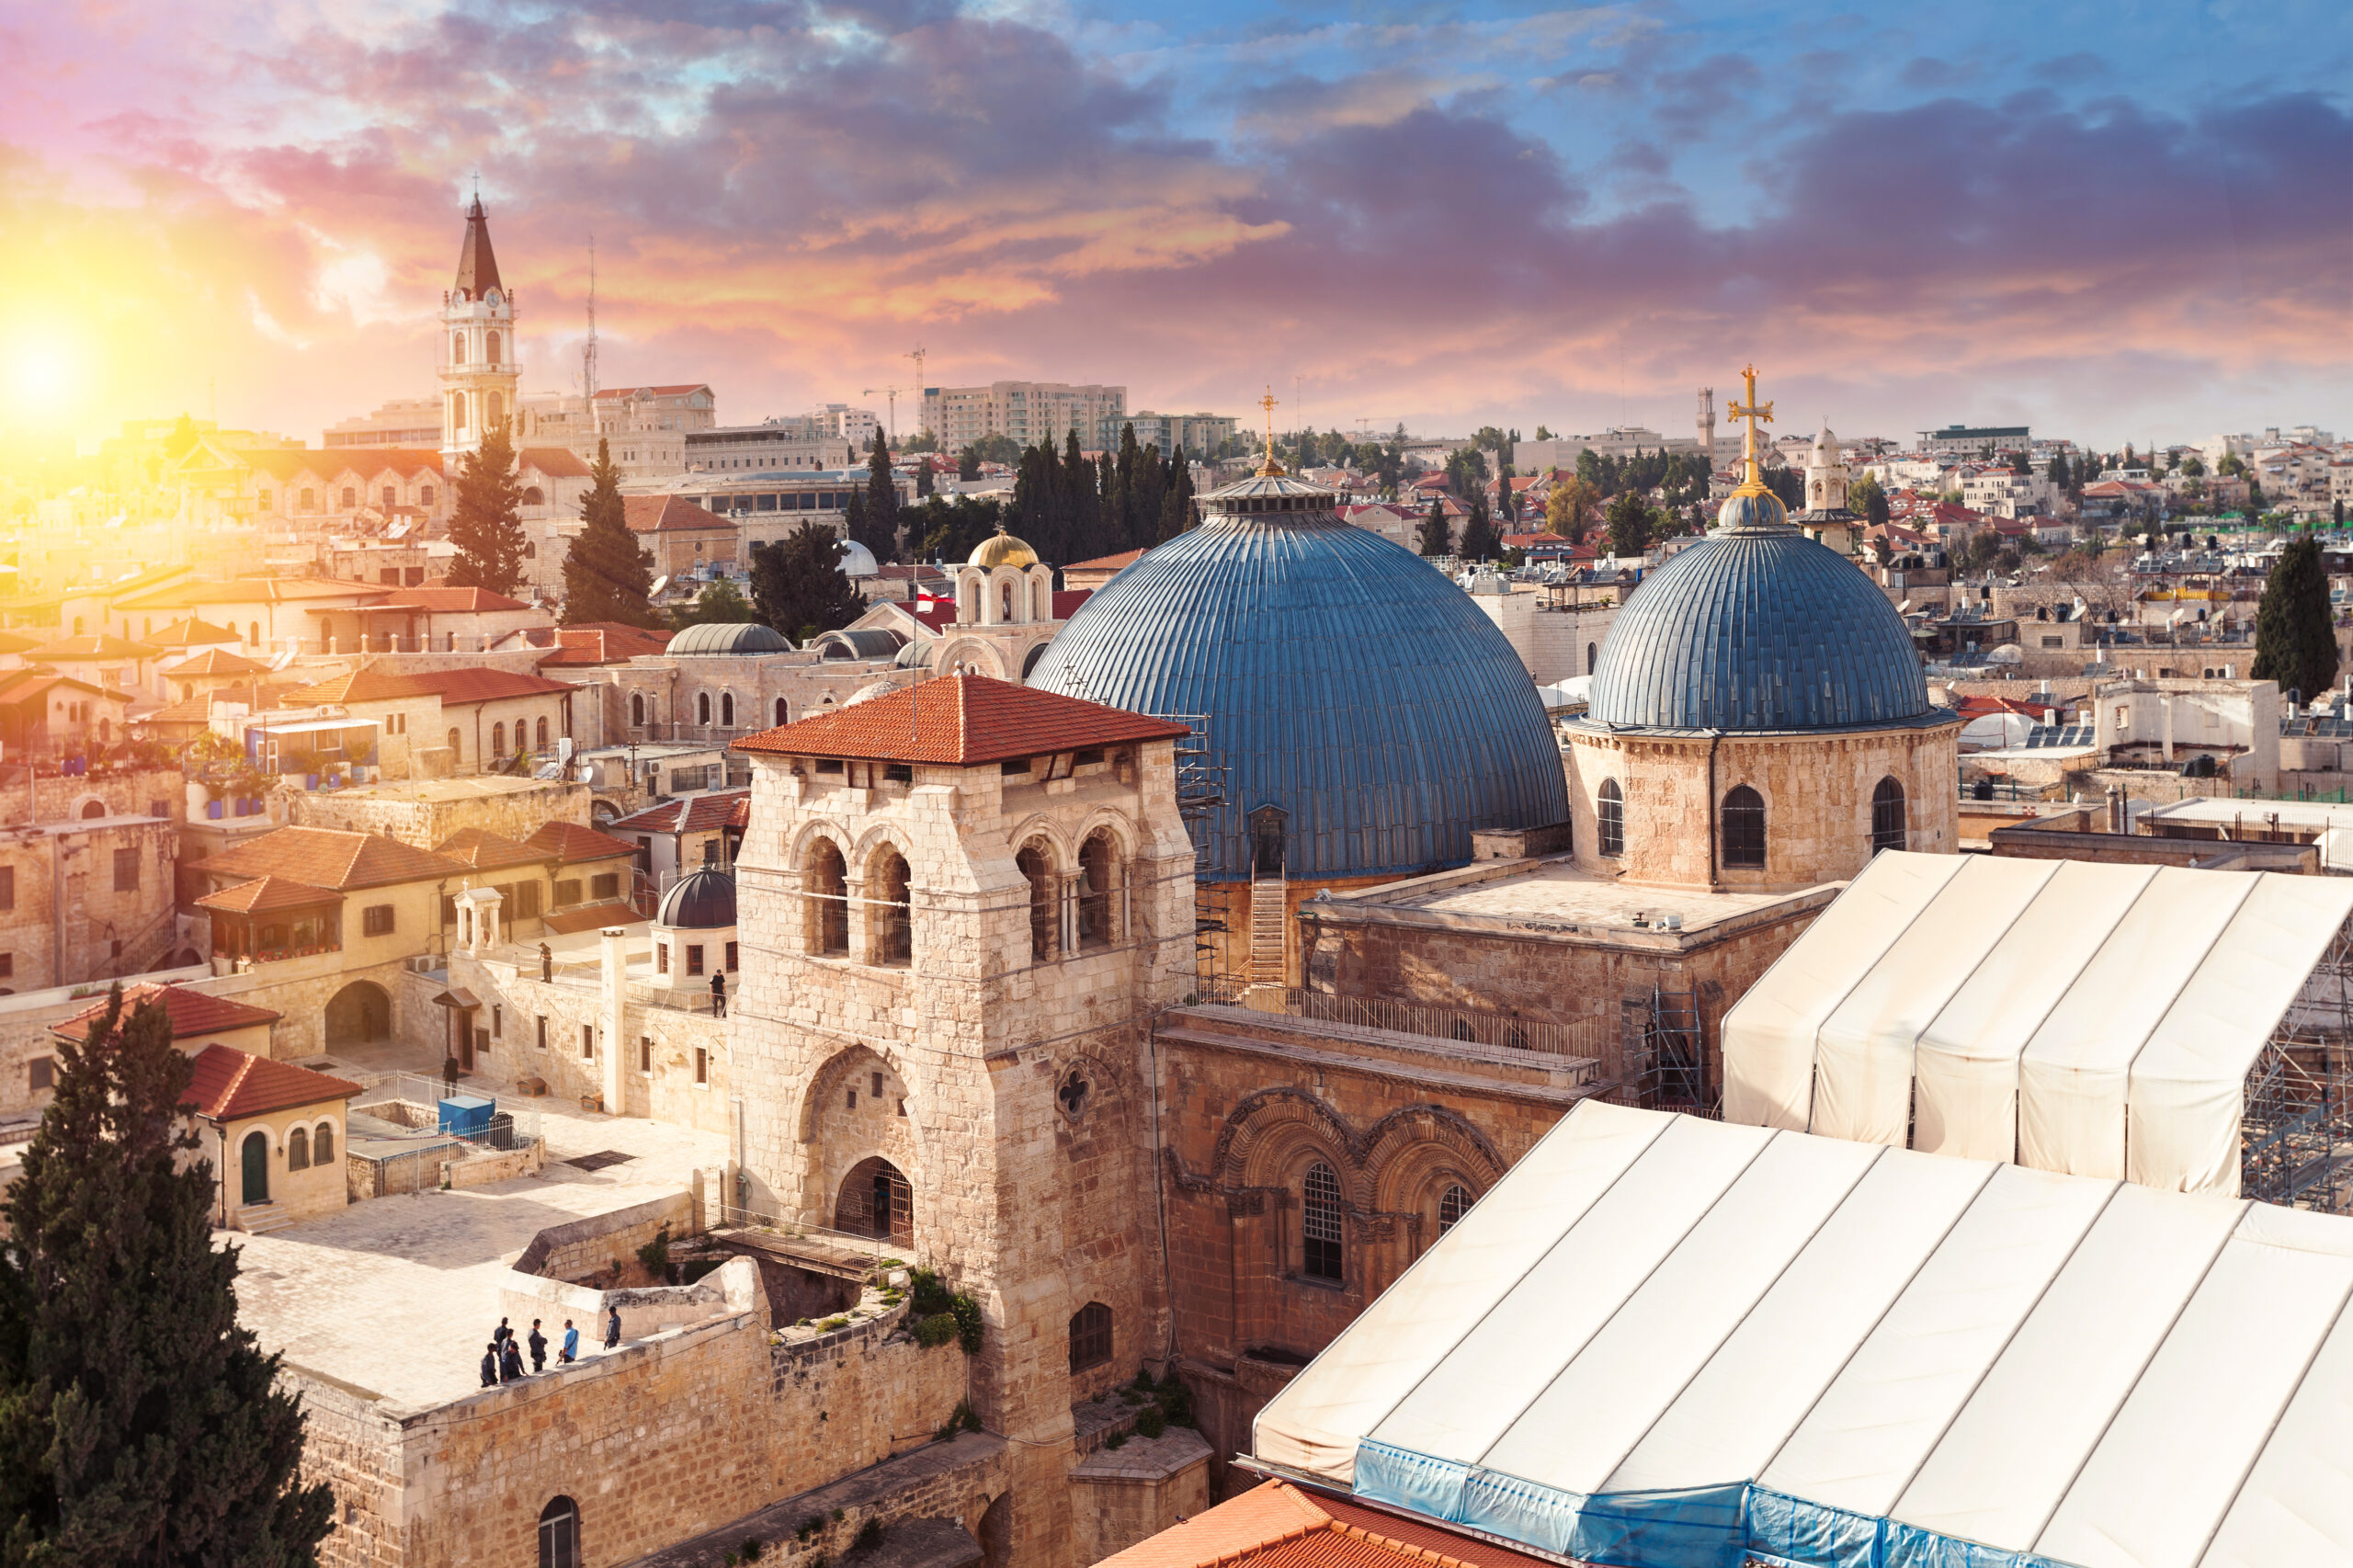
[656,868,737,928]
[1027,478,1567,881]
[1588,528,1933,732]
[668,620,792,656]
[969,528,1039,570]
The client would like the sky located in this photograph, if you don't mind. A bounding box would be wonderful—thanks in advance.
[1,0,2348,452]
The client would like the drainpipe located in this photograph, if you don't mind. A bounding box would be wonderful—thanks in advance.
[1704,731,1722,893]
[599,925,628,1113]
[50,832,63,987]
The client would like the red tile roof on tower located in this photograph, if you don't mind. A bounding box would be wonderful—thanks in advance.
[623,495,733,534]
[381,586,530,613]
[402,668,579,705]
[181,1045,360,1121]
[524,821,642,863]
[735,673,1189,765]
[1096,1482,1566,1568]
[195,826,470,890]
[607,790,751,835]
[193,875,344,914]
[52,983,285,1044]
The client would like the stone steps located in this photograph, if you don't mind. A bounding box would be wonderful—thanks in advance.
[240,1203,294,1235]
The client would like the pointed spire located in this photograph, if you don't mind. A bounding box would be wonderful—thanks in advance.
[453,195,504,301]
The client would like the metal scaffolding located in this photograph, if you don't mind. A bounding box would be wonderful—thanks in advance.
[1623,986,1712,1117]
[1157,712,1226,984]
[2244,920,2353,1214]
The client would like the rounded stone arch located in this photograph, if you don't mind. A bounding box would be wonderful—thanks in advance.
[1019,640,1052,681]
[795,1042,927,1240]
[956,569,985,622]
[785,817,858,871]
[74,796,107,820]
[932,635,1007,678]
[1069,808,1138,863]
[1361,1103,1507,1214]
[847,820,920,873]
[1217,1087,1363,1202]
[324,979,393,1050]
[1003,813,1075,868]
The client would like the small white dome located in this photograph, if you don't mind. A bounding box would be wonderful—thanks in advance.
[836,539,880,577]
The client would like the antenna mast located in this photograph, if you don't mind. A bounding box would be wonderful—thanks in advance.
[584,235,600,428]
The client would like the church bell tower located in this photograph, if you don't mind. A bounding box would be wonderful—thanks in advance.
[439,195,520,460]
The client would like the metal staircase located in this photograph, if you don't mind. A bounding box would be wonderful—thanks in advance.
[1247,870,1287,988]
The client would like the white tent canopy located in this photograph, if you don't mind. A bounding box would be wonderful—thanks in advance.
[1722,851,2353,1195]
[1253,1102,2353,1568]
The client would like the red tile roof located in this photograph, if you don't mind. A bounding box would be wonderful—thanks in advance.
[433,828,546,871]
[194,875,344,914]
[53,982,283,1044]
[165,648,269,678]
[518,447,592,479]
[150,617,243,649]
[524,820,642,863]
[532,623,674,665]
[381,586,530,613]
[182,1044,359,1121]
[0,672,102,707]
[115,576,392,611]
[0,630,38,654]
[608,789,750,836]
[289,663,433,705]
[624,495,733,534]
[1097,1483,1565,1568]
[542,902,644,935]
[403,668,579,705]
[735,673,1189,766]
[31,633,158,661]
[196,826,470,891]
[1068,549,1146,573]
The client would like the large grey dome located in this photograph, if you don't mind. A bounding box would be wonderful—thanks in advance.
[1588,524,1934,733]
[1027,472,1567,881]
[656,867,737,928]
[668,620,792,656]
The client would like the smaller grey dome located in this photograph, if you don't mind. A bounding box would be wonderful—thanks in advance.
[669,621,793,656]
[657,868,737,928]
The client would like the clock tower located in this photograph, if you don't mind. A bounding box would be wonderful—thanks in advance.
[439,195,520,460]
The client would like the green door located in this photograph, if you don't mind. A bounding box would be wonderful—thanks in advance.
[241,1131,269,1206]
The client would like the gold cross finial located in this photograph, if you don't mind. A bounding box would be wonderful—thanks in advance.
[1726,362,1775,493]
[1256,387,1286,476]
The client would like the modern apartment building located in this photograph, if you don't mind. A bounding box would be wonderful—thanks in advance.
[1124,411,1240,456]
[1918,423,2033,457]
[922,381,1127,449]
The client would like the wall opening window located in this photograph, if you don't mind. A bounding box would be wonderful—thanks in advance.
[698,692,711,724]
[1597,778,1625,858]
[686,945,704,976]
[808,841,849,954]
[695,1047,708,1085]
[1302,1161,1344,1282]
[1017,841,1055,960]
[539,1497,579,1568]
[1077,831,1116,949]
[288,1126,310,1172]
[313,1122,334,1163]
[580,1023,595,1058]
[1438,1183,1473,1235]
[113,847,140,892]
[536,718,549,751]
[493,722,506,755]
[1068,1301,1113,1372]
[1872,776,1908,853]
[631,693,646,728]
[1722,785,1767,869]
[872,849,912,965]
[720,693,734,727]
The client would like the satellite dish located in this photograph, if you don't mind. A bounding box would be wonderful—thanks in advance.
[651,575,671,596]
[575,764,596,784]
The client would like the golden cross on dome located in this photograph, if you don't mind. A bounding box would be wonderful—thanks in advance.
[1256,387,1286,476]
[1726,362,1774,491]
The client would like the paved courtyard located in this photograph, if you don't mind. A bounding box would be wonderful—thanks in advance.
[231,1040,732,1412]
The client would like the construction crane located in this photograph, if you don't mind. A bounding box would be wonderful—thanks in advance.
[863,386,907,447]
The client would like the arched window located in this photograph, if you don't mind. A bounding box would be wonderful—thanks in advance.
[448,728,462,758]
[484,330,500,365]
[340,487,357,509]
[486,392,504,431]
[492,722,506,756]
[1586,642,1597,676]
[872,849,913,965]
[1302,1161,1344,1282]
[1872,777,1907,853]
[1068,1301,1113,1373]
[631,693,646,728]
[1077,831,1116,949]
[1722,785,1766,869]
[774,698,788,725]
[451,391,467,431]
[1017,841,1056,960]
[539,1497,579,1568]
[1001,582,1015,621]
[287,1126,310,1172]
[1438,1183,1473,1235]
[535,718,549,751]
[452,332,467,365]
[698,692,711,724]
[80,799,104,819]
[1597,778,1624,858]
[249,621,261,647]
[521,485,544,506]
[808,840,848,954]
[720,693,734,727]
[313,1121,335,1164]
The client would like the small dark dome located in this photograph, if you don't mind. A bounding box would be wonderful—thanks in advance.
[657,868,736,928]
[668,621,792,656]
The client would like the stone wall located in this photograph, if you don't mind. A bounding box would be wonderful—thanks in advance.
[513,1191,699,1283]
[447,1139,545,1188]
[1527,597,1620,687]
[290,778,589,849]
[1067,1429,1213,1564]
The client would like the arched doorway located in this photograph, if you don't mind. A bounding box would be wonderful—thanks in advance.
[325,980,392,1050]
[539,1497,579,1568]
[241,1130,269,1205]
[836,1156,912,1246]
[79,799,105,819]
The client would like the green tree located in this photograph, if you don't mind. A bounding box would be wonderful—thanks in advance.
[958,446,983,483]
[0,986,335,1565]
[447,423,528,595]
[1457,497,1499,562]
[915,460,934,500]
[1547,477,1596,544]
[2181,453,2206,478]
[1849,472,1892,529]
[560,439,661,628]
[749,521,867,644]
[2046,451,2070,487]
[1156,451,1197,542]
[665,577,755,631]
[2253,534,2339,701]
[1605,488,1651,558]
[1417,498,1450,557]
[1534,425,1553,441]
[911,495,1004,562]
[857,431,901,564]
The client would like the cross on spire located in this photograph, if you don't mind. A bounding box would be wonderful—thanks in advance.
[1727,362,1775,491]
[1256,387,1285,476]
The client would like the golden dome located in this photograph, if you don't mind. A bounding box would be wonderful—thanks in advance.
[968,526,1039,570]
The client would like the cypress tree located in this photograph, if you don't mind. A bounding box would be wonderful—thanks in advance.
[0,987,335,1565]
[858,432,900,564]
[1113,424,1142,553]
[915,460,933,500]
[560,439,661,628]
[1458,497,1499,562]
[1157,449,1196,542]
[1417,498,1450,557]
[447,422,528,595]
[2252,534,2339,701]
[749,521,868,644]
[1060,430,1094,564]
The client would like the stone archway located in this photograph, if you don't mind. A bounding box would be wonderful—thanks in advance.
[835,1155,912,1246]
[324,979,392,1051]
